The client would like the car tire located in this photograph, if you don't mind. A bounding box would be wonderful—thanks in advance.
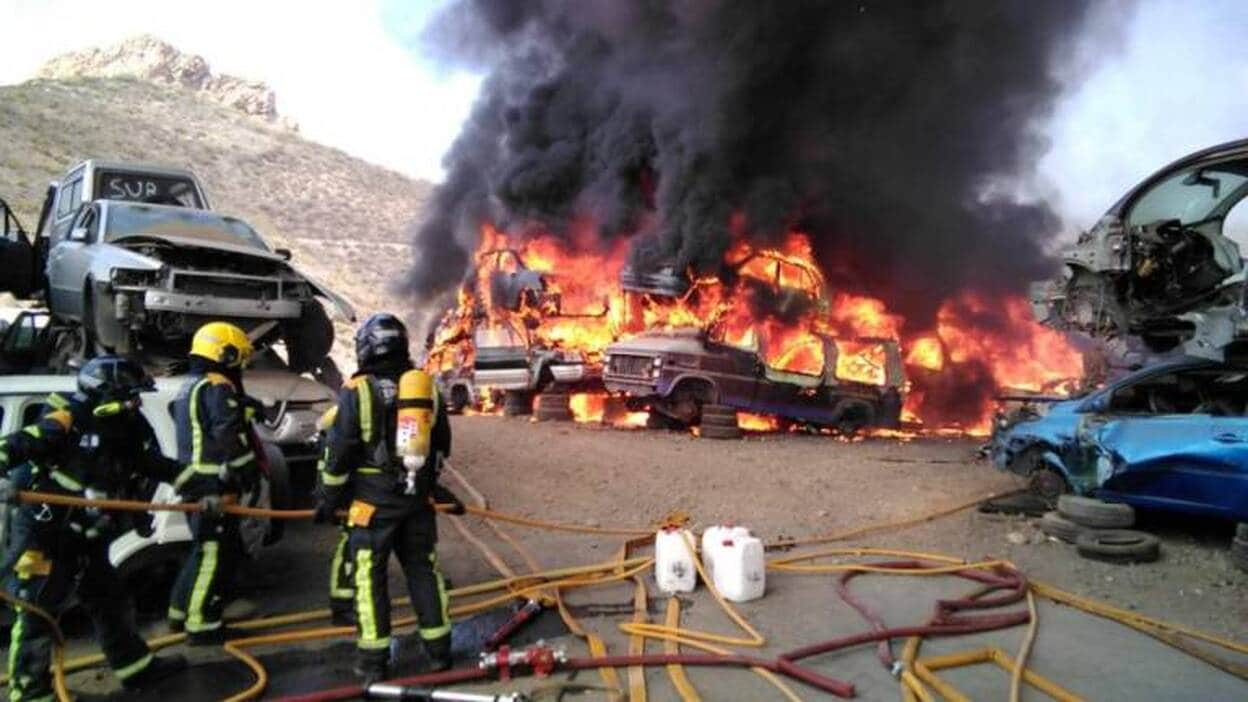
[1038,511,1085,543]
[447,385,471,415]
[1058,495,1135,529]
[701,403,735,419]
[700,424,742,440]
[1076,529,1160,564]
[535,392,571,422]
[285,300,334,373]
[503,390,533,416]
[115,542,193,619]
[1230,537,1248,573]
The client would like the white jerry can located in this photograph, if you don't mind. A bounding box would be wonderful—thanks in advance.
[654,527,697,594]
[711,534,766,603]
[701,525,752,585]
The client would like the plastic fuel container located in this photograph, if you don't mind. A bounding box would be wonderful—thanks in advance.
[655,527,697,593]
[711,534,766,602]
[701,525,752,584]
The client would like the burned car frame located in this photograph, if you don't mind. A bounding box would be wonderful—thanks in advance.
[1033,138,1248,359]
[604,328,904,433]
[990,358,1248,521]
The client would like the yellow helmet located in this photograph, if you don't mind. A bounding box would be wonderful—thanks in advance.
[190,321,253,368]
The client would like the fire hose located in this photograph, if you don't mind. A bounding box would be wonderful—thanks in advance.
[6,486,1248,702]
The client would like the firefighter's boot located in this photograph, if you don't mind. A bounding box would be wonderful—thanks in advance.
[121,654,189,690]
[423,634,452,672]
[354,648,390,684]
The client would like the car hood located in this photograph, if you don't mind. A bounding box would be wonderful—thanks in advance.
[109,234,356,321]
[609,330,709,356]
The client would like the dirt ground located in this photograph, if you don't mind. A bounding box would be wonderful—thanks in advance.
[53,415,1248,700]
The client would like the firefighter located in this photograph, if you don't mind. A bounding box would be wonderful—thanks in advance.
[0,356,188,699]
[315,313,460,681]
[167,321,261,643]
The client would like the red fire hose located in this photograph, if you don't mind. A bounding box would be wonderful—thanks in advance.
[273,560,1033,702]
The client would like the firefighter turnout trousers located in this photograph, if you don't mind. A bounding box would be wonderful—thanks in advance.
[349,510,450,655]
[4,507,154,701]
[329,525,355,620]
[168,511,242,635]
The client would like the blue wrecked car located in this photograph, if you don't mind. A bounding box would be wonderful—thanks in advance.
[990,357,1248,522]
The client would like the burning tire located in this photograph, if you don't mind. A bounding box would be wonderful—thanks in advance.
[1058,495,1135,529]
[1076,529,1160,564]
[535,392,572,422]
[503,390,533,416]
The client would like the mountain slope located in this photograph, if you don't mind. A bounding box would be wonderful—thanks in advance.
[0,75,432,363]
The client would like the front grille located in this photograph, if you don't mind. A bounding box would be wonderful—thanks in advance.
[609,354,655,377]
[173,274,282,299]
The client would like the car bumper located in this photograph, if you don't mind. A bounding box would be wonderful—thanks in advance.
[143,290,302,319]
[550,363,587,383]
[475,367,533,390]
[604,376,659,396]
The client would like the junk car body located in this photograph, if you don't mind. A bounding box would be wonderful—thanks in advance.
[1032,139,1248,359]
[990,358,1248,521]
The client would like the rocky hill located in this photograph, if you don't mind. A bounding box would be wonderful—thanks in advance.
[0,38,434,366]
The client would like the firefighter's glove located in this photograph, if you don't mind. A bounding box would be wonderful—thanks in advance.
[0,477,16,505]
[432,483,466,515]
[200,495,224,517]
[313,499,338,524]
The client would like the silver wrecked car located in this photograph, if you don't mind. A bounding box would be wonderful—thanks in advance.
[40,199,353,373]
[1032,139,1248,359]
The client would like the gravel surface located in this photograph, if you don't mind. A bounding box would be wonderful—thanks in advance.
[53,414,1247,700]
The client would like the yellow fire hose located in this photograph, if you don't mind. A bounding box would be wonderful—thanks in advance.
[5,486,1248,702]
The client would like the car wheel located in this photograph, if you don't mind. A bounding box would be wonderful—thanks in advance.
[1012,448,1069,507]
[1076,529,1160,564]
[1037,511,1085,543]
[48,324,89,372]
[259,442,291,547]
[285,300,334,373]
[448,385,471,414]
[115,542,192,619]
[1058,495,1135,529]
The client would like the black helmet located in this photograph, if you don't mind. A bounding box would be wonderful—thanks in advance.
[77,355,155,405]
[355,313,410,367]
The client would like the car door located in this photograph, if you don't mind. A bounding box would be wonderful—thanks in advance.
[1093,368,1248,520]
[45,204,100,320]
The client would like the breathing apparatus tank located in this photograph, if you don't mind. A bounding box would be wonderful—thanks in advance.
[395,369,436,495]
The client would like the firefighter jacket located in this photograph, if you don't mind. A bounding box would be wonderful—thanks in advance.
[318,367,451,521]
[0,392,178,538]
[171,371,260,500]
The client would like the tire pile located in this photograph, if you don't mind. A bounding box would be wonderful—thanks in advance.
[699,404,742,440]
[1038,496,1160,564]
[534,392,572,422]
[502,390,533,417]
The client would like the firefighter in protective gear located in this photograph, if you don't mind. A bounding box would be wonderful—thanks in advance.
[313,406,356,626]
[316,313,453,682]
[168,321,261,643]
[0,356,188,699]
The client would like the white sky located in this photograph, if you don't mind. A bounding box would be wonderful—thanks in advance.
[0,0,1245,232]
[0,0,480,182]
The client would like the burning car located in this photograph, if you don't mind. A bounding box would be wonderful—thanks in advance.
[604,328,904,433]
[1032,139,1248,359]
[989,357,1248,521]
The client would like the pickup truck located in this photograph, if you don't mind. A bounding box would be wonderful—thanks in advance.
[472,321,595,414]
[604,329,904,433]
[0,160,353,377]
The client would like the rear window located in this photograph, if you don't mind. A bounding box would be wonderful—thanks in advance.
[94,170,204,208]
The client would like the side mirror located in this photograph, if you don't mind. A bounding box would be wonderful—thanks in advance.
[275,247,293,261]
[1081,395,1108,414]
[69,226,88,242]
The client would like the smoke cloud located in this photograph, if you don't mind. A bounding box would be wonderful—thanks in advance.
[407,0,1124,331]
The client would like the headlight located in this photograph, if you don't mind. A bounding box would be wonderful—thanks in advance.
[110,267,163,287]
[652,356,663,367]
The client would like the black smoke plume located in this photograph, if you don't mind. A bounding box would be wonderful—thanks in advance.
[407,0,1118,331]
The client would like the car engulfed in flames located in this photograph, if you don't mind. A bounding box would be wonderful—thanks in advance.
[428,222,1086,435]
